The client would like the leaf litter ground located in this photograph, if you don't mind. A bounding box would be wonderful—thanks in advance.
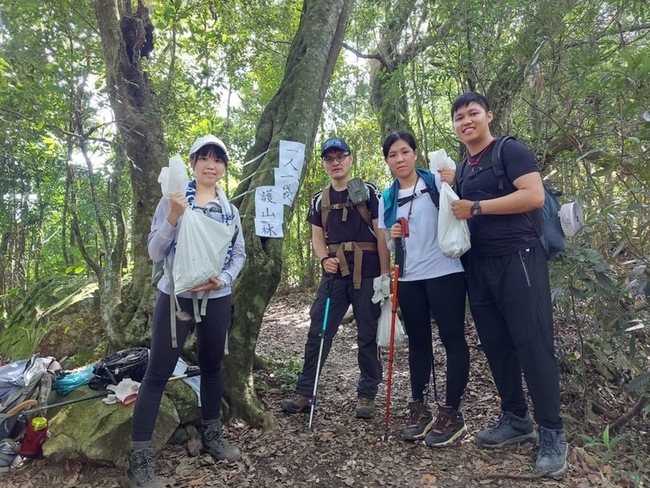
[3,291,646,487]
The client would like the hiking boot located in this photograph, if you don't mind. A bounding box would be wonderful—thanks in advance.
[280,394,311,414]
[401,400,434,441]
[475,411,537,448]
[356,397,375,419]
[535,427,568,478]
[424,405,467,447]
[201,421,241,462]
[126,448,164,488]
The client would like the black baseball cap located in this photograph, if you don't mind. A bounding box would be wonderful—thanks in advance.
[321,137,351,157]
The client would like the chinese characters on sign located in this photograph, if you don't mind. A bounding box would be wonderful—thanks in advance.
[254,140,305,238]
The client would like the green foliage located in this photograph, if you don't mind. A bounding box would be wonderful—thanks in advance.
[274,356,303,393]
[580,424,622,454]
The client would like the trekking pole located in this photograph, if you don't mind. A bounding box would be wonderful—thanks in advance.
[20,368,201,414]
[308,275,333,431]
[382,217,409,442]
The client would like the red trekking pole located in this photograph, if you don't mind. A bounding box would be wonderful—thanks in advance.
[382,216,409,441]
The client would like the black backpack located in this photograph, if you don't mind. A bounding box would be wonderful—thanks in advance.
[88,347,149,390]
[459,136,566,260]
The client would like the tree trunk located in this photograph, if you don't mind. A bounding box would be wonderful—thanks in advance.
[93,0,165,346]
[368,2,417,138]
[224,0,353,428]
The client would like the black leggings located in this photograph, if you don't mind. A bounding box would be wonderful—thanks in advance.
[131,292,230,443]
[398,272,469,409]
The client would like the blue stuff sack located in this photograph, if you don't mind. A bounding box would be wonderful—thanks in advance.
[54,365,94,395]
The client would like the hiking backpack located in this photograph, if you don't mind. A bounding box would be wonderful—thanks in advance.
[88,347,149,390]
[394,170,440,210]
[459,136,570,260]
[320,178,374,232]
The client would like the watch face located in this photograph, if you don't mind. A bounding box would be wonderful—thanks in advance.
[472,202,480,215]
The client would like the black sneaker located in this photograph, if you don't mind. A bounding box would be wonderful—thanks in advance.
[126,448,165,488]
[475,411,537,448]
[535,427,568,478]
[401,400,433,441]
[280,394,311,414]
[424,405,467,447]
[201,421,241,462]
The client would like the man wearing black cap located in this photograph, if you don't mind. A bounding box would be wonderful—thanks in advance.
[281,137,389,419]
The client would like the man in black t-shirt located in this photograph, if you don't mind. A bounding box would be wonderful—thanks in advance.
[280,137,389,419]
[450,92,568,478]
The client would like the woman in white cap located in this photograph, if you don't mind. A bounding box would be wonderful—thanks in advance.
[126,135,245,488]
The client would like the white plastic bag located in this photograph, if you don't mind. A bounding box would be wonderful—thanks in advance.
[172,209,235,294]
[158,154,189,198]
[429,149,471,258]
[371,274,390,304]
[376,296,406,348]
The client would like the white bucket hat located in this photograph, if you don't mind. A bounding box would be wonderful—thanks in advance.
[189,135,229,163]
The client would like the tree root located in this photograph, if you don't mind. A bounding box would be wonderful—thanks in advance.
[611,396,648,433]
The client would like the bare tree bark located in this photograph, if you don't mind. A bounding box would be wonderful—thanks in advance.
[224,0,353,428]
[93,0,165,346]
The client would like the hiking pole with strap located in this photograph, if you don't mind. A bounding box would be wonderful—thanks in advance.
[308,275,333,431]
[382,216,409,441]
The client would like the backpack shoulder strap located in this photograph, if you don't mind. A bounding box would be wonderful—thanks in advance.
[356,182,373,229]
[491,135,516,191]
[320,184,331,232]
[426,181,439,209]
[456,157,468,194]
[418,170,439,209]
[356,202,373,229]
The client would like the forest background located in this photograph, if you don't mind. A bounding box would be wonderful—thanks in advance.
[0,0,648,485]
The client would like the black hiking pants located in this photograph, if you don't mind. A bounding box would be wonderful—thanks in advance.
[295,275,382,400]
[463,243,563,430]
[397,272,469,409]
[132,292,230,443]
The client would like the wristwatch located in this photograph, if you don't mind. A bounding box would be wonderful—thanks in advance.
[471,201,482,216]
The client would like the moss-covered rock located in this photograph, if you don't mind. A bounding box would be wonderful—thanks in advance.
[43,387,179,468]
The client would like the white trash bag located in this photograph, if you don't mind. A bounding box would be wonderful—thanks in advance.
[376,295,406,349]
[172,209,235,295]
[158,154,189,198]
[429,149,471,259]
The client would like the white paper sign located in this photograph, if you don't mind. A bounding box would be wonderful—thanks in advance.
[279,140,305,178]
[255,186,284,219]
[255,218,284,238]
[274,168,299,206]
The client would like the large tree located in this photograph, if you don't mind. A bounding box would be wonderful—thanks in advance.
[90,0,353,426]
[224,0,353,427]
[92,0,164,345]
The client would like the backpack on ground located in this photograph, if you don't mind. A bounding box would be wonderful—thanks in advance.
[88,347,149,390]
[459,136,583,260]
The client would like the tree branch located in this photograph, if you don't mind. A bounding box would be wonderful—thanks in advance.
[342,43,387,67]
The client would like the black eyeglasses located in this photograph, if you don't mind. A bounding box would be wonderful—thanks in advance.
[322,153,350,165]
